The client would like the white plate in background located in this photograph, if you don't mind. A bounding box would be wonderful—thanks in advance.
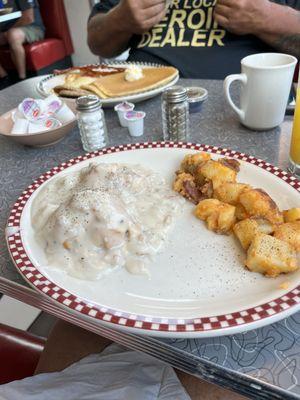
[36,62,179,108]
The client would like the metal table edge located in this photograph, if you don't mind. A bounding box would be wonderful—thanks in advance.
[0,276,298,399]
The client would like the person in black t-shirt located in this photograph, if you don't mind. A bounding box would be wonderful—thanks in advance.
[88,0,300,79]
[0,0,45,83]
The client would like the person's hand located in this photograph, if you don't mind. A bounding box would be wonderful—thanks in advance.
[114,0,167,34]
[214,0,271,35]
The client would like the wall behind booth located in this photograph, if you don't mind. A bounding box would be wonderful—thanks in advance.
[63,0,99,66]
[63,0,129,65]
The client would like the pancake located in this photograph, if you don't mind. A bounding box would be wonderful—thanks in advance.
[58,76,96,90]
[80,83,108,98]
[84,67,178,98]
[53,76,96,96]
[57,89,93,98]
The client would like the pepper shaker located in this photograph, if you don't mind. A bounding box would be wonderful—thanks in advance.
[162,86,189,142]
[76,95,108,152]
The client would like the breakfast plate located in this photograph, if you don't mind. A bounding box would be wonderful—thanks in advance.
[36,62,179,108]
[6,142,300,338]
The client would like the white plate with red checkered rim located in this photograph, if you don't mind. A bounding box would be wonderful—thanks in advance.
[6,142,300,338]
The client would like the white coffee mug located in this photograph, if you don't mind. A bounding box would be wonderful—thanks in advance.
[224,53,297,130]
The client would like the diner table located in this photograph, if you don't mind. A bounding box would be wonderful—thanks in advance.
[0,77,299,400]
[0,11,21,24]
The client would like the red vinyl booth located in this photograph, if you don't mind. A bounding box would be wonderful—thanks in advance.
[0,323,46,384]
[0,0,74,76]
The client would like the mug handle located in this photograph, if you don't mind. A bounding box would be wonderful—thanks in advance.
[224,74,247,122]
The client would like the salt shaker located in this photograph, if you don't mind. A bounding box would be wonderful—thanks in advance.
[162,86,189,141]
[76,95,107,152]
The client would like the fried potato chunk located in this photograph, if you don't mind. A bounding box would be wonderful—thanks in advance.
[233,218,274,250]
[195,199,236,234]
[246,233,298,278]
[234,204,249,221]
[193,165,208,188]
[214,182,251,205]
[283,208,300,223]
[239,188,283,224]
[173,172,201,204]
[199,160,238,189]
[219,158,240,173]
[180,152,211,175]
[274,222,300,252]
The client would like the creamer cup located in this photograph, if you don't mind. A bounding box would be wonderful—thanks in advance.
[28,122,49,133]
[43,117,62,130]
[12,109,24,122]
[44,94,63,115]
[19,98,44,121]
[114,102,135,127]
[28,117,61,133]
[124,111,145,137]
[11,118,29,135]
[55,103,76,124]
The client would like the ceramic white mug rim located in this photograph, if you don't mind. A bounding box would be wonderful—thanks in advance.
[241,53,297,70]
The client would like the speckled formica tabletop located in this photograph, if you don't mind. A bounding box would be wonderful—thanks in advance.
[0,77,299,400]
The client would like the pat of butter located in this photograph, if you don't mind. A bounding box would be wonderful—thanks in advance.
[124,66,144,82]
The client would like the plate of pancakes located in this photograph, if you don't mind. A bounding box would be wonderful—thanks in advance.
[36,62,179,108]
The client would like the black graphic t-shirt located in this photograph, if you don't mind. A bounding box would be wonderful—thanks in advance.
[90,0,300,79]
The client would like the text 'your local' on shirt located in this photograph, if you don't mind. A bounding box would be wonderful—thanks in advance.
[90,0,300,79]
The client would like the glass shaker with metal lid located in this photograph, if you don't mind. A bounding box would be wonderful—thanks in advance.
[162,86,189,142]
[76,95,108,152]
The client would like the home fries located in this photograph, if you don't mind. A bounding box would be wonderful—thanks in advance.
[174,152,300,278]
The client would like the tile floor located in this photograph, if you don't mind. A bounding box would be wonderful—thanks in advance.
[28,312,57,337]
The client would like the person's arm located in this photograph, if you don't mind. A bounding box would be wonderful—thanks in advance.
[88,0,166,59]
[88,7,132,59]
[9,8,34,28]
[11,0,35,28]
[214,0,300,58]
[258,2,300,58]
